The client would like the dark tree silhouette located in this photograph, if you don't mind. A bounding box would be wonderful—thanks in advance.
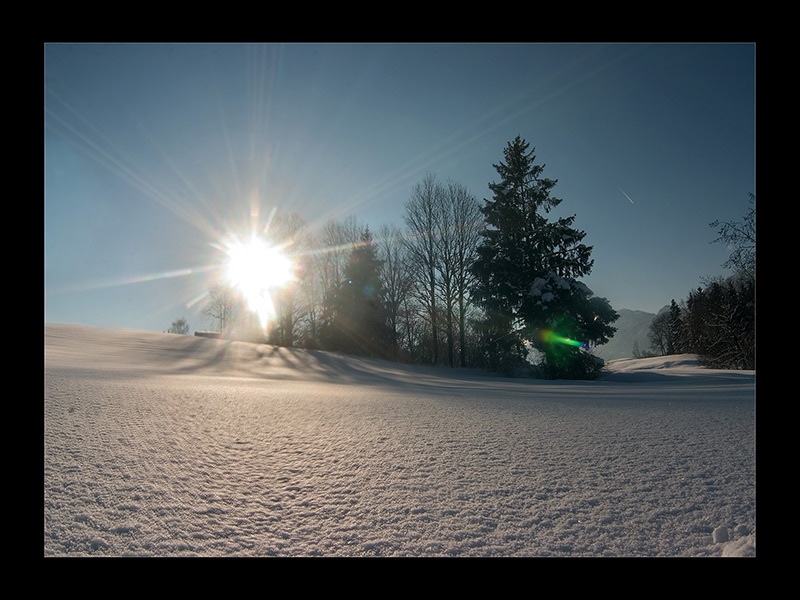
[329,228,389,358]
[377,224,415,362]
[471,136,617,378]
[710,193,756,278]
[682,275,755,370]
[264,212,307,348]
[403,174,443,364]
[166,317,190,335]
[201,283,238,332]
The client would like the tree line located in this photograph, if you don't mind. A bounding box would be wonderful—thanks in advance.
[646,194,755,370]
[200,175,486,369]
[195,136,622,378]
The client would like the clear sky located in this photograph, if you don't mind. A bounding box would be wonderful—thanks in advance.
[44,43,755,334]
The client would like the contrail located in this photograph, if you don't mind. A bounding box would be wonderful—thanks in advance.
[618,186,635,204]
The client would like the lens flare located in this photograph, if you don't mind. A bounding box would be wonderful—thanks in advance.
[223,234,294,330]
[540,330,584,348]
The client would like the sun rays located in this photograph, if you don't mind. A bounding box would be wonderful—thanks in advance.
[221,234,295,330]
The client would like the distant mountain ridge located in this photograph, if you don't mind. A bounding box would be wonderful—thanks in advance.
[593,308,662,361]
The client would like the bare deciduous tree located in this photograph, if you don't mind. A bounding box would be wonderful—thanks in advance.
[265,211,308,347]
[201,282,238,332]
[166,317,190,335]
[403,173,443,365]
[377,224,415,361]
[404,175,482,367]
[710,193,755,278]
[445,181,483,367]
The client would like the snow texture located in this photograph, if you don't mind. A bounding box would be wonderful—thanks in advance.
[44,324,756,557]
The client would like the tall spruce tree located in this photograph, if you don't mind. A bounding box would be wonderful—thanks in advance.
[471,136,617,378]
[330,227,389,358]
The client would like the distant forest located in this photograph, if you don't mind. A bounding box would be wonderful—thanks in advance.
[647,193,755,370]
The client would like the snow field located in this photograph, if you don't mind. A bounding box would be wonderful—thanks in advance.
[44,324,755,557]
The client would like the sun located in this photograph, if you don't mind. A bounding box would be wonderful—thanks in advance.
[222,234,295,329]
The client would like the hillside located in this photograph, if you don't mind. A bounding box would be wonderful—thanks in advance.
[593,308,661,361]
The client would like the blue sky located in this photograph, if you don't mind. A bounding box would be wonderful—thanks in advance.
[44,43,755,333]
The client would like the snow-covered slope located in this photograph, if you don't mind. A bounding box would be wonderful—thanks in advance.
[44,324,756,557]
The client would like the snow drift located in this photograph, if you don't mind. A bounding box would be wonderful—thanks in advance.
[44,323,755,557]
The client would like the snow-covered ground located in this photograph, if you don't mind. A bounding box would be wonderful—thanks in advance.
[44,323,756,557]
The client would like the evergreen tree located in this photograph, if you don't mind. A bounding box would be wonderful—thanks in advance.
[667,299,685,354]
[683,287,711,357]
[330,228,389,357]
[471,136,617,378]
[682,275,754,370]
[648,300,685,356]
[315,217,363,351]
